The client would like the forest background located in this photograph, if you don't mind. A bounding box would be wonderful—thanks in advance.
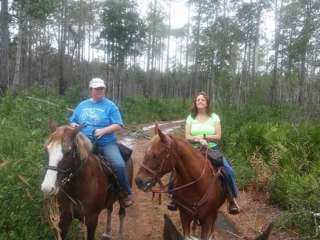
[0,0,320,239]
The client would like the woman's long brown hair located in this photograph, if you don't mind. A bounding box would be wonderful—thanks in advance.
[190,91,212,118]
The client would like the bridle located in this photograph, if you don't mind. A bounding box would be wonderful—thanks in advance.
[45,145,83,187]
[139,139,210,194]
[139,139,222,218]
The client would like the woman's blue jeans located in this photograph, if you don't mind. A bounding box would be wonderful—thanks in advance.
[222,158,239,198]
[211,145,238,198]
[98,142,132,194]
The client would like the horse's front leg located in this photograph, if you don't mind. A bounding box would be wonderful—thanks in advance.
[118,206,126,240]
[179,210,193,238]
[59,212,72,240]
[200,214,217,240]
[85,214,98,240]
[102,208,113,240]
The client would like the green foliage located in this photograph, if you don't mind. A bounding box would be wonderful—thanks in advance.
[0,92,189,239]
[120,96,190,124]
[220,104,320,238]
[1,92,319,238]
[100,0,146,63]
[0,91,69,239]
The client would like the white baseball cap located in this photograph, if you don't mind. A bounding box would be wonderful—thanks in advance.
[89,78,106,88]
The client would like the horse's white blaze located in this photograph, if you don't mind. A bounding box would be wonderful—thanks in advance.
[185,237,199,240]
[41,143,63,195]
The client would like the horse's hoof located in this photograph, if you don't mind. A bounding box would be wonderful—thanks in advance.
[101,233,111,240]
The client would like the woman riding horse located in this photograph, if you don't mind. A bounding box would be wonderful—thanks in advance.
[69,77,133,207]
[136,125,227,239]
[168,91,240,214]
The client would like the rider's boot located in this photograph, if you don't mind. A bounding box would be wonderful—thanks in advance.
[119,192,134,208]
[228,197,240,215]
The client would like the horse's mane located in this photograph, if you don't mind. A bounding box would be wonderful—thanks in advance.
[150,134,204,160]
[75,132,93,161]
[46,125,93,161]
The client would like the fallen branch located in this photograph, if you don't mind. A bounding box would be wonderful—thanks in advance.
[26,96,74,112]
[0,160,9,168]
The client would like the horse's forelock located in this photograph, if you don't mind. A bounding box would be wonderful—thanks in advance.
[75,132,93,161]
[45,127,66,147]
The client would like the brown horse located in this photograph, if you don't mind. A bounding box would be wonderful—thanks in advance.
[136,126,273,240]
[41,124,133,240]
[135,125,226,240]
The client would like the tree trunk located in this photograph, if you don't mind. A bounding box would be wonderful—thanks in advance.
[12,9,26,93]
[0,0,10,94]
[192,4,202,95]
[59,0,68,95]
[270,0,283,105]
[185,3,190,73]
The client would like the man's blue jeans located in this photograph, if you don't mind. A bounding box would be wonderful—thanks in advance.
[98,141,132,194]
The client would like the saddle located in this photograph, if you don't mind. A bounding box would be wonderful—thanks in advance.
[200,148,224,167]
[93,142,132,165]
[200,148,233,197]
[93,143,133,189]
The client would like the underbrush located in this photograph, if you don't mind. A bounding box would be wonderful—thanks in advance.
[221,105,320,238]
[1,91,319,238]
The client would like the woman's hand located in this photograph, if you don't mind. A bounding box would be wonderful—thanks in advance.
[70,123,79,128]
[199,138,208,146]
[95,128,105,139]
[94,124,122,139]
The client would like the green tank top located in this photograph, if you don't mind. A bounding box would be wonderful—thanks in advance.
[186,113,220,149]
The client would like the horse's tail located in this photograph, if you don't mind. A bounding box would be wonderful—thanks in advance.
[254,221,274,240]
[127,157,134,187]
[163,214,184,240]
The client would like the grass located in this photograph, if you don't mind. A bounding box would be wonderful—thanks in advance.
[0,90,319,238]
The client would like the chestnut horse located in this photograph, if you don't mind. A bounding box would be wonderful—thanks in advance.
[135,126,226,240]
[41,124,133,240]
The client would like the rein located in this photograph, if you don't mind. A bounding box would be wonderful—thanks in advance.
[139,140,222,218]
[149,148,210,194]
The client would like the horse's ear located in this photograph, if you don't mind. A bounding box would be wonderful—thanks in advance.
[48,119,58,133]
[157,126,171,145]
[154,123,160,135]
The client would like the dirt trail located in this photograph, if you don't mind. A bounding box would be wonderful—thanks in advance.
[95,122,297,240]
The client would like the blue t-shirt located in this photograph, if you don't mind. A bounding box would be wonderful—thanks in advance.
[69,98,123,146]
